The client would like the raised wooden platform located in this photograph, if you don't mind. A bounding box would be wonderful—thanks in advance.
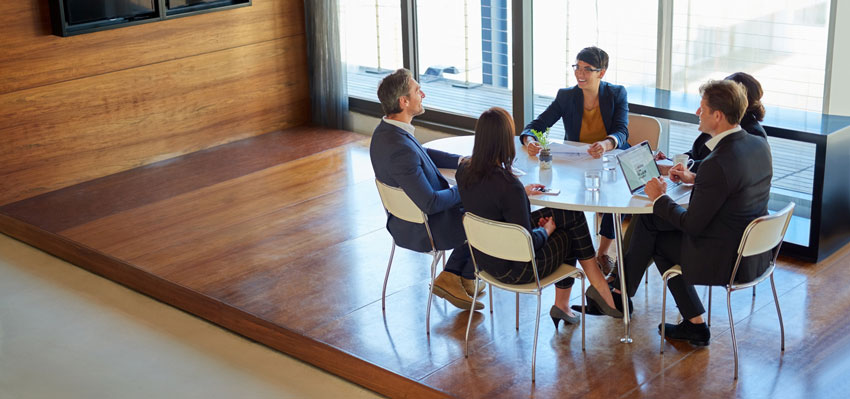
[2,126,849,398]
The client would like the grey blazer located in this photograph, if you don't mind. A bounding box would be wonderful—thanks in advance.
[369,120,465,252]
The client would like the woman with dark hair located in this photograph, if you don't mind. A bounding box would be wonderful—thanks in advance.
[657,72,767,173]
[457,107,624,326]
[519,46,630,275]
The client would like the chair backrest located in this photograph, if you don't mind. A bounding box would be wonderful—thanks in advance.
[738,203,795,257]
[462,212,534,263]
[375,179,425,224]
[627,114,662,150]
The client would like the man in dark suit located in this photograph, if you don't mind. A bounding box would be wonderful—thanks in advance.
[370,68,483,310]
[616,79,773,346]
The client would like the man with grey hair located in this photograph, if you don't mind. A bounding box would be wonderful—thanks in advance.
[612,79,772,346]
[370,68,484,311]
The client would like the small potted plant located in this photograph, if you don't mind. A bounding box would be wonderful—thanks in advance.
[531,128,552,169]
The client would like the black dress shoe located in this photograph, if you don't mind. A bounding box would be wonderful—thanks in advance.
[611,290,633,315]
[572,300,602,315]
[658,319,710,346]
[584,286,623,318]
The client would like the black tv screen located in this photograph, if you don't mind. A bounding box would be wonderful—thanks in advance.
[64,0,155,25]
[167,0,238,13]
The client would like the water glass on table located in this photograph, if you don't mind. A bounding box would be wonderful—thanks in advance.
[584,169,601,191]
[602,154,616,171]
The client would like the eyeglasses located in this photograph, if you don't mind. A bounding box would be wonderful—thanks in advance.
[572,64,602,73]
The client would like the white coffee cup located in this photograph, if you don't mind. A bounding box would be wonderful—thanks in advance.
[673,154,695,170]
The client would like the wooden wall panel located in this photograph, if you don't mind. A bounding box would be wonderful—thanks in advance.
[0,0,310,206]
[0,1,305,94]
[0,37,310,205]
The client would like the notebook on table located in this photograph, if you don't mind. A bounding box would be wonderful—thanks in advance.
[616,141,691,200]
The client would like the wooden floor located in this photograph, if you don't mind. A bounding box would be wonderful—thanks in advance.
[2,126,849,398]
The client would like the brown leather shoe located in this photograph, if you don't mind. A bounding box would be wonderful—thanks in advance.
[461,277,486,298]
[433,271,484,310]
[597,254,616,276]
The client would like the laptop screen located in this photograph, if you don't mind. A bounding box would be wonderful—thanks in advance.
[616,141,661,193]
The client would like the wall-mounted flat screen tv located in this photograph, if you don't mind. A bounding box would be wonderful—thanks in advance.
[50,0,251,36]
[166,0,247,16]
[64,0,156,26]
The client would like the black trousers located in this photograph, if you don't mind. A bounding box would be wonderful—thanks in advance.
[622,213,705,319]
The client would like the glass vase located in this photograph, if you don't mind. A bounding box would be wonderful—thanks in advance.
[539,148,552,169]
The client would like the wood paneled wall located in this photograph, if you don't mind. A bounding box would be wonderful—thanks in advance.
[0,1,310,206]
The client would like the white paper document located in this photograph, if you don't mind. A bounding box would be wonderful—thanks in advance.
[549,141,589,154]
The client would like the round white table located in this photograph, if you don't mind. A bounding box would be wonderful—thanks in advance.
[424,135,689,343]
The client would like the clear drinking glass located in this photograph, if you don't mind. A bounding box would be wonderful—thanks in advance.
[602,154,616,171]
[584,169,601,191]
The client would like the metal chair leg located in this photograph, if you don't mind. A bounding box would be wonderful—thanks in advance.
[707,287,712,326]
[580,274,586,350]
[464,277,481,357]
[661,274,669,353]
[727,288,739,379]
[489,284,493,313]
[381,243,396,311]
[531,293,541,382]
[753,286,756,297]
[425,252,439,335]
[770,274,785,351]
[515,292,520,331]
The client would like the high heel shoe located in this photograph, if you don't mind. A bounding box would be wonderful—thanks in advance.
[585,286,623,319]
[550,305,580,328]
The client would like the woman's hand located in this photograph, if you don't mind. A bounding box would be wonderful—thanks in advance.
[587,139,613,159]
[538,216,555,236]
[525,140,542,156]
[525,183,545,196]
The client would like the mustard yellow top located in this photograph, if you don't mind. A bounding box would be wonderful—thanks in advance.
[579,106,607,144]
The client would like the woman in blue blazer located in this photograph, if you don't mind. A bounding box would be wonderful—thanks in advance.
[519,46,630,274]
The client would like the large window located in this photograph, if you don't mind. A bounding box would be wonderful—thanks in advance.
[671,0,831,112]
[416,0,513,116]
[341,0,403,101]
[342,0,833,116]
[531,0,658,138]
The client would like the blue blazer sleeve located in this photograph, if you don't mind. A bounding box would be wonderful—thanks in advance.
[426,148,461,169]
[388,144,460,215]
[603,83,630,149]
[520,89,569,143]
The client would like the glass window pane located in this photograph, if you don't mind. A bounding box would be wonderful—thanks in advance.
[341,0,404,100]
[416,0,513,117]
[532,0,658,139]
[671,0,830,112]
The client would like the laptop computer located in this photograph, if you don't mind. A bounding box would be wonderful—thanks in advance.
[616,141,692,200]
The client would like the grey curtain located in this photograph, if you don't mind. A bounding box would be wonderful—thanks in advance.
[304,0,351,130]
